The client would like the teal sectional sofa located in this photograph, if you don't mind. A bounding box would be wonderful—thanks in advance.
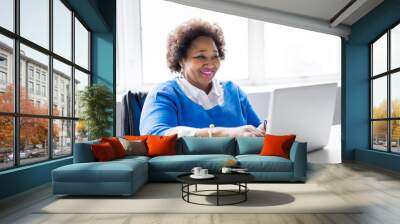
[52,137,307,196]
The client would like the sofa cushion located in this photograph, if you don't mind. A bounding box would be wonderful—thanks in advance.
[91,142,118,161]
[260,134,296,159]
[236,155,293,172]
[236,137,264,155]
[53,158,148,183]
[101,137,127,158]
[115,155,150,163]
[148,154,235,172]
[177,137,236,155]
[74,140,101,163]
[147,134,177,157]
[118,138,147,156]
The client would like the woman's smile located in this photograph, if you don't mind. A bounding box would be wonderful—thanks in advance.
[199,68,215,78]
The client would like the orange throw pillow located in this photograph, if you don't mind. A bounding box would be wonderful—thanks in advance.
[146,134,177,157]
[124,135,149,141]
[91,142,118,161]
[260,134,296,159]
[101,137,127,158]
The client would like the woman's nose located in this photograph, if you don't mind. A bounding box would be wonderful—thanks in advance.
[203,58,218,67]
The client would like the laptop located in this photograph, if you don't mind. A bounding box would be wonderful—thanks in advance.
[266,83,338,152]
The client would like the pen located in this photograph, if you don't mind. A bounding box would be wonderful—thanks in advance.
[264,120,267,130]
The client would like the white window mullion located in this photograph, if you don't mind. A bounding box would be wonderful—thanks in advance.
[116,0,143,101]
[248,19,265,86]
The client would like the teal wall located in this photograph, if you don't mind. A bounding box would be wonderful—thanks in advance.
[91,0,116,135]
[0,0,116,200]
[0,158,72,199]
[343,0,400,171]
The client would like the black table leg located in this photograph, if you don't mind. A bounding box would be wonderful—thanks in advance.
[245,183,247,201]
[217,184,219,206]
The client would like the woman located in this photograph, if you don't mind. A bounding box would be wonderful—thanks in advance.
[140,19,265,137]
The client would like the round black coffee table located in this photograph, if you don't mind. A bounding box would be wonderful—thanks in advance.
[177,173,255,206]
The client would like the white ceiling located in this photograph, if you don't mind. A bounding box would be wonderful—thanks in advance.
[167,0,384,37]
[225,0,351,23]
[223,0,383,26]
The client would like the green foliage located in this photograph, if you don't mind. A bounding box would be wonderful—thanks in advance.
[79,84,113,140]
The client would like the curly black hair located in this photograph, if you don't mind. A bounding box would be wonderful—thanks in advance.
[166,19,225,73]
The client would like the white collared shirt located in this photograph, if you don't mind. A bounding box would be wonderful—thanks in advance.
[175,77,224,110]
[166,77,224,137]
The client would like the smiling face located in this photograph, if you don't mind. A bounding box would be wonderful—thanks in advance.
[181,36,221,93]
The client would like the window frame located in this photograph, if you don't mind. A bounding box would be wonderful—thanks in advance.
[0,0,92,171]
[370,20,400,154]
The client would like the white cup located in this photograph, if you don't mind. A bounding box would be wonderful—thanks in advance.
[191,167,202,176]
[221,167,232,174]
[200,169,208,176]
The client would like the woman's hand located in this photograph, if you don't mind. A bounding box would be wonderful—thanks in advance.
[257,120,267,132]
[193,125,265,137]
[228,125,265,137]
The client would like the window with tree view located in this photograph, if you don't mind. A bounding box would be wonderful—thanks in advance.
[0,0,91,170]
[371,23,400,153]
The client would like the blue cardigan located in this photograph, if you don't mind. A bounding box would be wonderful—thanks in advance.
[139,79,261,135]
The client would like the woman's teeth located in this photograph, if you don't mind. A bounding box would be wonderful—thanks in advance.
[201,69,213,77]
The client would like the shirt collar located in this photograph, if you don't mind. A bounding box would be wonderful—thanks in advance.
[177,77,222,98]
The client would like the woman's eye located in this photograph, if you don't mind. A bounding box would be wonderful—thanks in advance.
[194,55,206,60]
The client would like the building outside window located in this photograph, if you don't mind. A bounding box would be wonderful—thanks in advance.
[0,54,7,88]
[41,73,46,82]
[0,71,6,86]
[28,81,34,94]
[28,67,34,80]
[0,54,7,67]
[41,85,46,97]
[35,83,40,95]
[35,70,40,81]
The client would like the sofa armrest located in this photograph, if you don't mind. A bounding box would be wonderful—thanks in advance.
[289,141,307,181]
[73,140,100,163]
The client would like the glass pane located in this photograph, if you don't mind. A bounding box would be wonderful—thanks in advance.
[74,69,89,118]
[372,77,387,119]
[53,119,72,157]
[372,121,388,151]
[141,0,248,83]
[20,117,49,165]
[391,120,400,153]
[0,116,13,170]
[20,0,49,49]
[392,24,400,70]
[20,44,49,115]
[264,22,340,81]
[75,120,88,143]
[0,0,14,31]
[372,33,387,76]
[53,59,72,117]
[53,0,72,60]
[74,18,89,70]
[392,72,400,118]
[0,34,14,112]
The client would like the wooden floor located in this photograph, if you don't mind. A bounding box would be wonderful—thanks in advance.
[1,162,400,224]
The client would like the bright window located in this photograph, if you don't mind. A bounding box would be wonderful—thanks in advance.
[117,0,341,101]
[140,0,248,84]
[371,23,400,153]
[0,0,91,170]
[264,22,340,82]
